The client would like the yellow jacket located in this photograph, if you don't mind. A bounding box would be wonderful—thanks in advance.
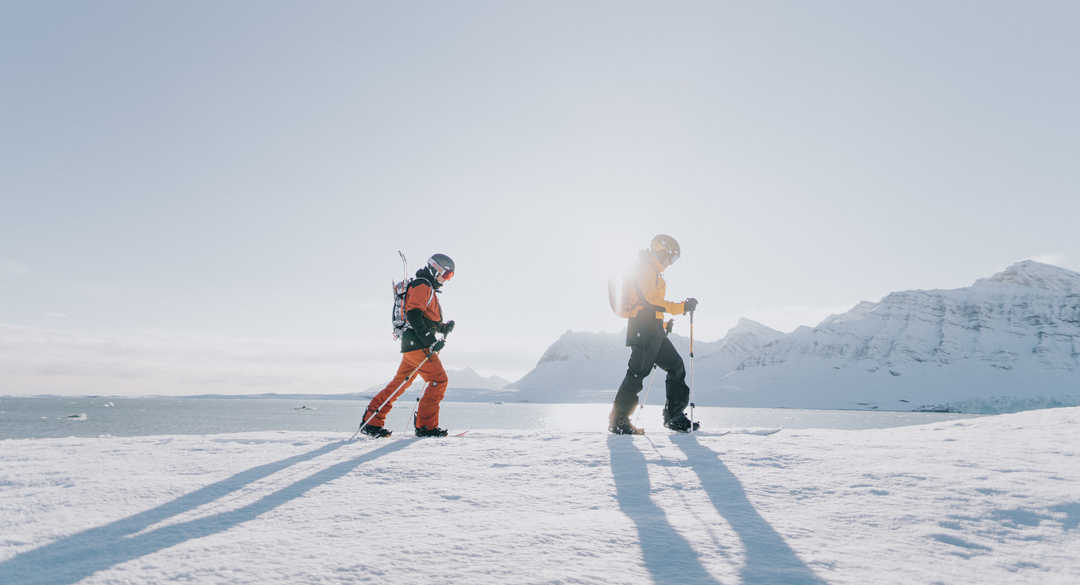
[628,252,686,320]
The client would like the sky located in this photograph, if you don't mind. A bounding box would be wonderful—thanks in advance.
[2,1,1078,395]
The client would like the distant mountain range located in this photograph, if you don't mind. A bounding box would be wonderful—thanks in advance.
[446,367,511,391]
[189,368,514,403]
[509,261,1080,413]
[356,366,513,402]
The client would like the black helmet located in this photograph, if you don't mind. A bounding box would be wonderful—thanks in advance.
[650,234,680,267]
[426,253,455,284]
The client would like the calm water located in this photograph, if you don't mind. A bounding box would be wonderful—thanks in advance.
[0,397,979,440]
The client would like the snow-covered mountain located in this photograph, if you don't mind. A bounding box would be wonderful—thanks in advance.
[439,367,514,402]
[366,366,509,395]
[446,366,510,391]
[510,261,1080,412]
[512,319,782,403]
[511,330,628,403]
[695,318,786,372]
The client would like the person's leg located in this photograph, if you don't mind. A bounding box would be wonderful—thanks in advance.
[365,351,424,427]
[654,337,690,420]
[612,334,664,421]
[414,352,449,430]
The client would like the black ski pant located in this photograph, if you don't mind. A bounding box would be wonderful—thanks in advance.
[612,333,689,420]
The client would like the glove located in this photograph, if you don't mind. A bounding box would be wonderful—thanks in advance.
[430,339,446,353]
[439,320,455,335]
[417,331,437,348]
[683,298,699,313]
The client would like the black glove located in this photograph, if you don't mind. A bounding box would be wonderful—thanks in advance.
[684,298,699,313]
[430,339,446,353]
[417,331,437,348]
[439,320,455,335]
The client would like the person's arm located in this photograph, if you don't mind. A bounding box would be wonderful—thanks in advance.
[637,271,685,315]
[403,283,438,347]
[406,309,437,347]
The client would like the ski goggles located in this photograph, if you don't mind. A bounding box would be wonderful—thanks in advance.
[437,269,454,283]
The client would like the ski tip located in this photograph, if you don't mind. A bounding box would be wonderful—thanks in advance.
[734,427,783,436]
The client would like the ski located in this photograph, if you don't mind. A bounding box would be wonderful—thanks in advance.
[710,427,783,436]
[738,427,783,436]
[685,430,730,438]
[672,428,782,437]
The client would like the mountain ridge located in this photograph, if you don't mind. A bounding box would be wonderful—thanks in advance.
[509,261,1080,413]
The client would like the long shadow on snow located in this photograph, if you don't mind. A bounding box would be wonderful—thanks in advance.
[0,438,412,585]
[608,435,724,585]
[674,434,827,585]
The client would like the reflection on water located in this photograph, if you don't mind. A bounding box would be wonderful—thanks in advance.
[0,397,979,440]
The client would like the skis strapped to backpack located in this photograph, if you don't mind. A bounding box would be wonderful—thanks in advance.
[390,250,410,340]
[391,250,440,340]
[392,282,412,340]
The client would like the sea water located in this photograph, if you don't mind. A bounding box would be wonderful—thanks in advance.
[0,396,979,440]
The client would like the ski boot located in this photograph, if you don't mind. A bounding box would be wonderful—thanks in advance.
[609,411,644,435]
[415,426,449,438]
[663,409,699,433]
[360,425,392,438]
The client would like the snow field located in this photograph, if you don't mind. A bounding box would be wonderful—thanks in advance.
[1,408,1078,585]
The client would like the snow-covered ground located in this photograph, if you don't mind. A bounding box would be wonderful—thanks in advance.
[2,408,1078,585]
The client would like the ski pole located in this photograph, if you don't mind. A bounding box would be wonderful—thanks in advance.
[350,356,430,441]
[350,332,448,441]
[635,366,655,427]
[689,309,695,431]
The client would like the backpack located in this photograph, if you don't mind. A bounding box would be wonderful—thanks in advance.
[608,274,643,319]
[391,274,436,340]
[391,278,413,340]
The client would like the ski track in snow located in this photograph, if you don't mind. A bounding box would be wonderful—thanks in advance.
[1,409,1079,585]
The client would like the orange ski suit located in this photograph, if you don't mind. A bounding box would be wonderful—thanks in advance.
[365,349,448,429]
[365,278,449,429]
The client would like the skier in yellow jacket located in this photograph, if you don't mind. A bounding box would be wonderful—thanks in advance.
[610,234,698,434]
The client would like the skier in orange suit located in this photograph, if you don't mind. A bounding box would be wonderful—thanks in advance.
[362,253,455,438]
